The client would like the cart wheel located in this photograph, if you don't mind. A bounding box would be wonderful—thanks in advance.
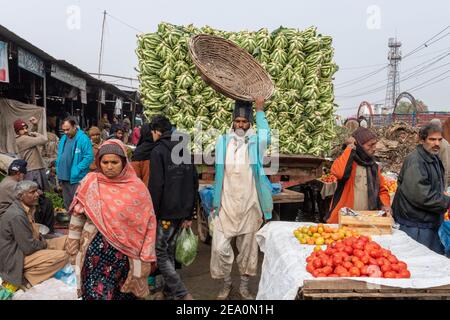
[197,204,212,245]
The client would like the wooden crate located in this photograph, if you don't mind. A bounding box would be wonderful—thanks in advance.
[297,279,450,300]
[339,210,393,236]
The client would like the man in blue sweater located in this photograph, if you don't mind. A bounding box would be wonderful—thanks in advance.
[56,118,94,210]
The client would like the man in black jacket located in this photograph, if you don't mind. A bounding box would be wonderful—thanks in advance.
[393,123,450,254]
[149,115,198,300]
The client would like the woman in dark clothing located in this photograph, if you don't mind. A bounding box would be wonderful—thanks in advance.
[131,124,156,186]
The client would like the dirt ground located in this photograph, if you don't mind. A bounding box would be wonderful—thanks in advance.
[156,204,315,300]
[177,228,263,300]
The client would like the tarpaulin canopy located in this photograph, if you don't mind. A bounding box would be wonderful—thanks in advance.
[0,98,47,154]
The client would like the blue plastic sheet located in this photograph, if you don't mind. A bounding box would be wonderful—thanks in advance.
[53,264,77,287]
[199,185,214,217]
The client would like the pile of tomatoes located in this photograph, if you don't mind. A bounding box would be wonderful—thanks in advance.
[305,236,411,279]
[319,173,337,183]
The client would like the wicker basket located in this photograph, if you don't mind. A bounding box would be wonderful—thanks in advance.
[189,34,274,102]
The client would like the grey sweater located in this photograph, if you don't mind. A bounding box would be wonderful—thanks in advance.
[0,201,47,286]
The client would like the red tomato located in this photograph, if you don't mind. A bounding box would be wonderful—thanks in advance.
[339,272,351,277]
[306,263,315,273]
[306,256,314,263]
[397,261,408,270]
[351,256,360,264]
[376,258,385,267]
[322,266,333,275]
[398,269,411,278]
[387,255,398,264]
[344,246,353,255]
[360,265,369,276]
[370,249,382,259]
[344,255,353,263]
[383,271,397,278]
[359,236,370,243]
[328,274,339,277]
[317,273,327,277]
[313,259,323,269]
[361,255,370,264]
[334,266,347,274]
[391,264,400,272]
[343,261,353,270]
[343,238,353,247]
[353,249,364,258]
[353,241,365,250]
[381,264,392,273]
[325,248,336,256]
[349,266,361,277]
[369,258,378,265]
[354,261,365,269]
[312,269,321,278]
[333,256,343,266]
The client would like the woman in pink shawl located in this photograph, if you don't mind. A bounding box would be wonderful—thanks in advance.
[66,139,156,300]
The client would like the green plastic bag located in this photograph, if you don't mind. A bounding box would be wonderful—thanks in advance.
[175,227,198,266]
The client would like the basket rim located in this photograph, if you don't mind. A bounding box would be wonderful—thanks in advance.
[188,34,274,102]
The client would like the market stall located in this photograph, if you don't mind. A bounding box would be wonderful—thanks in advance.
[256,221,450,300]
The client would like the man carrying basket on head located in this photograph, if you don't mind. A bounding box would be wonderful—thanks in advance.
[210,96,273,300]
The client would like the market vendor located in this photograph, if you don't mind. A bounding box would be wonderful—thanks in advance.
[0,181,68,289]
[87,126,102,171]
[430,119,450,189]
[14,117,49,191]
[325,127,391,223]
[393,123,450,254]
[210,96,272,300]
[0,160,55,232]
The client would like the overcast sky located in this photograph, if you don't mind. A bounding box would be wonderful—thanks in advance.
[1,0,449,116]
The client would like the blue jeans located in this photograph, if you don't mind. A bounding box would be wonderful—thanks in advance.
[399,223,445,255]
[156,219,189,299]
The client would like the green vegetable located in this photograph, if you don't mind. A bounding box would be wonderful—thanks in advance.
[137,22,339,156]
[45,192,64,209]
[175,227,198,266]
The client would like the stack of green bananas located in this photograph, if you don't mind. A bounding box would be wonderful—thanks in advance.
[137,22,339,156]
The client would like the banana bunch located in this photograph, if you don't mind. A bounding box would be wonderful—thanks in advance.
[137,22,338,156]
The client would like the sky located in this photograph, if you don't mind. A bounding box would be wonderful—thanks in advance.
[1,0,449,116]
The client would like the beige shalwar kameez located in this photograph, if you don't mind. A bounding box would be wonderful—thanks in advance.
[211,131,263,279]
[22,205,68,286]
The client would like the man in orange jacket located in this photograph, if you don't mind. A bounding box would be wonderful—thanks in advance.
[325,127,391,223]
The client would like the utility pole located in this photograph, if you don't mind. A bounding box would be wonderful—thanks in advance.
[97,10,107,80]
[384,38,402,111]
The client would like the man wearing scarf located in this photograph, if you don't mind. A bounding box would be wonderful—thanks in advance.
[325,127,391,224]
[211,97,273,300]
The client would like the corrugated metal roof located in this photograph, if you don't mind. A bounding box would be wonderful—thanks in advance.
[0,24,129,99]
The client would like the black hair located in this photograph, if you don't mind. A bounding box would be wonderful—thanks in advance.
[150,115,172,134]
[419,123,443,141]
[8,168,20,176]
[62,117,77,127]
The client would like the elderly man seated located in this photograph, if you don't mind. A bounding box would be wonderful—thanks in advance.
[0,181,68,289]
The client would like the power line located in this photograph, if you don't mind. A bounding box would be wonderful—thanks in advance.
[403,69,450,92]
[106,12,144,34]
[335,26,450,90]
[89,72,139,81]
[402,25,450,59]
[338,63,387,71]
[336,50,450,98]
[408,74,450,92]
[335,65,388,89]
